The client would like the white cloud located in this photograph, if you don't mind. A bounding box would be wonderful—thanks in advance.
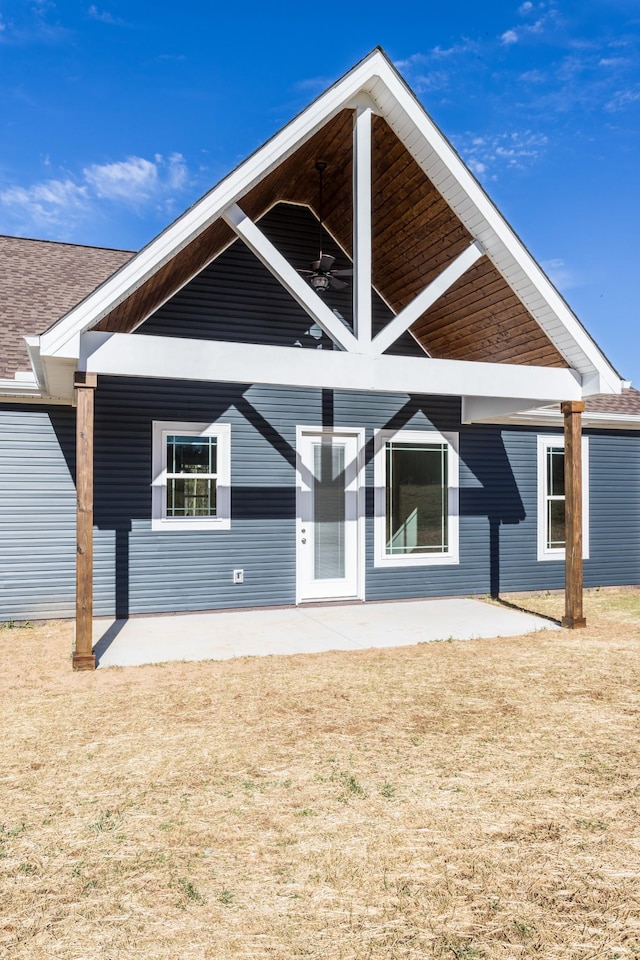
[605,87,640,111]
[455,130,549,179]
[501,29,519,45]
[541,258,578,291]
[467,159,487,176]
[84,156,159,201]
[0,178,88,229]
[87,5,122,25]
[393,53,429,70]
[0,153,191,237]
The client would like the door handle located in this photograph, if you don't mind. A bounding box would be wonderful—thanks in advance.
[301,538,307,544]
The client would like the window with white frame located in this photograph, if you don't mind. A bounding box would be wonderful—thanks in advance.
[537,435,589,561]
[374,429,459,566]
[152,421,231,530]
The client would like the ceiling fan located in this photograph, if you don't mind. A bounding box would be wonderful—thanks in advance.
[298,161,353,294]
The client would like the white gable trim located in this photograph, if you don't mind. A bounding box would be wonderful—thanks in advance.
[38,49,623,398]
[39,52,387,359]
[368,64,621,393]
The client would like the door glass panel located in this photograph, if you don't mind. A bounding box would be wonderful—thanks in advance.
[313,442,345,580]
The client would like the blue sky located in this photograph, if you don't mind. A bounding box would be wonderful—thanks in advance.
[1,0,639,385]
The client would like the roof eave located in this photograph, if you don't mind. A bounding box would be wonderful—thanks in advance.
[37,49,623,396]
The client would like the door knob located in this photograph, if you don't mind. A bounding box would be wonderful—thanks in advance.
[301,538,307,544]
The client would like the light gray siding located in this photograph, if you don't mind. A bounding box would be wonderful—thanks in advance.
[0,405,77,619]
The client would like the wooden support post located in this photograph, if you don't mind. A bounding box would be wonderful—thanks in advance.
[73,371,98,670]
[561,400,587,629]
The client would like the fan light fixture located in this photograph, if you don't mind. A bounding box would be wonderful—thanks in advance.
[309,273,330,292]
[297,161,353,295]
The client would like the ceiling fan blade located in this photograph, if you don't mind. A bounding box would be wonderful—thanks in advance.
[331,269,353,277]
[297,269,314,275]
[329,276,348,290]
[311,253,335,272]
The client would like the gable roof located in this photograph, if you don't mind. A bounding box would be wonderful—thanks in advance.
[0,235,132,380]
[34,48,622,398]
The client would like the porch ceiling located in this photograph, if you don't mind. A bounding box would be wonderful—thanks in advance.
[95,110,567,370]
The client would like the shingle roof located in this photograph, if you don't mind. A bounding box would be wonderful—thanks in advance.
[0,235,133,380]
[585,387,640,416]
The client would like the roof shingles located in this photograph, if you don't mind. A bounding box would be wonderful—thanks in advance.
[0,235,132,380]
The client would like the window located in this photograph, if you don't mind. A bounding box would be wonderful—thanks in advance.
[152,421,231,530]
[537,435,589,561]
[374,429,459,566]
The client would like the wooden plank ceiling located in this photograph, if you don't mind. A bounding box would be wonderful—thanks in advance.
[96,110,567,369]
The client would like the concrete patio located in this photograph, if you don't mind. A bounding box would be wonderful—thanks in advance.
[93,597,559,668]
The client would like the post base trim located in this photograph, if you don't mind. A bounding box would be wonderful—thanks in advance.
[72,652,96,671]
[561,616,587,629]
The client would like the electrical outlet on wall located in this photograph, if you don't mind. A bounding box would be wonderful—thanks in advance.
[233,569,244,584]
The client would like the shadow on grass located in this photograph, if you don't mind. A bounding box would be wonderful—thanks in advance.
[493,595,562,626]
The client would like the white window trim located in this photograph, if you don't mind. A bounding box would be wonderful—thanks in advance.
[537,434,589,562]
[152,421,231,531]
[373,428,459,567]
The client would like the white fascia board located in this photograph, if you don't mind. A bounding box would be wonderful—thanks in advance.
[0,378,41,398]
[371,58,622,394]
[81,331,581,402]
[40,51,390,360]
[461,396,553,423]
[223,203,358,352]
[492,407,640,431]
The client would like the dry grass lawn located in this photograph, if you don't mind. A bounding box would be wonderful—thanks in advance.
[1,588,639,959]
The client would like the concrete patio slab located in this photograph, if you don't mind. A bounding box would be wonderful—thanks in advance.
[93,597,559,668]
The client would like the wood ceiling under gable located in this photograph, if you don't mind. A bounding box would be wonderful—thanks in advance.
[95,107,568,369]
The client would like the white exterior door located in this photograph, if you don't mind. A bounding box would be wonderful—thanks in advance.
[297,430,362,602]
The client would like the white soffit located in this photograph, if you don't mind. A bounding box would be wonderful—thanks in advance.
[38,49,621,396]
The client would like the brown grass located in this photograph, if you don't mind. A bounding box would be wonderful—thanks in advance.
[1,588,639,959]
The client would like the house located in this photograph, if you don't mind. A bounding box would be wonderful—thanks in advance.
[1,49,639,670]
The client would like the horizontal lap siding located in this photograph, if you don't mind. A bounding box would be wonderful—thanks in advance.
[138,203,422,357]
[586,432,640,586]
[0,405,77,619]
[93,380,308,616]
[95,381,638,614]
[2,389,638,621]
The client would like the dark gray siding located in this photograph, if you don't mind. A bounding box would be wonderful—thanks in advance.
[91,380,640,616]
[139,203,424,358]
[584,431,640,586]
[0,404,77,620]
[1,387,639,622]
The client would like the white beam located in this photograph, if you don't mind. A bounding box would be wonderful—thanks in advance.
[461,396,549,423]
[81,331,582,403]
[353,106,372,346]
[372,240,484,355]
[222,203,358,353]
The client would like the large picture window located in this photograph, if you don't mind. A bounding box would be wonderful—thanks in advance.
[152,421,231,531]
[537,435,589,561]
[374,429,459,566]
